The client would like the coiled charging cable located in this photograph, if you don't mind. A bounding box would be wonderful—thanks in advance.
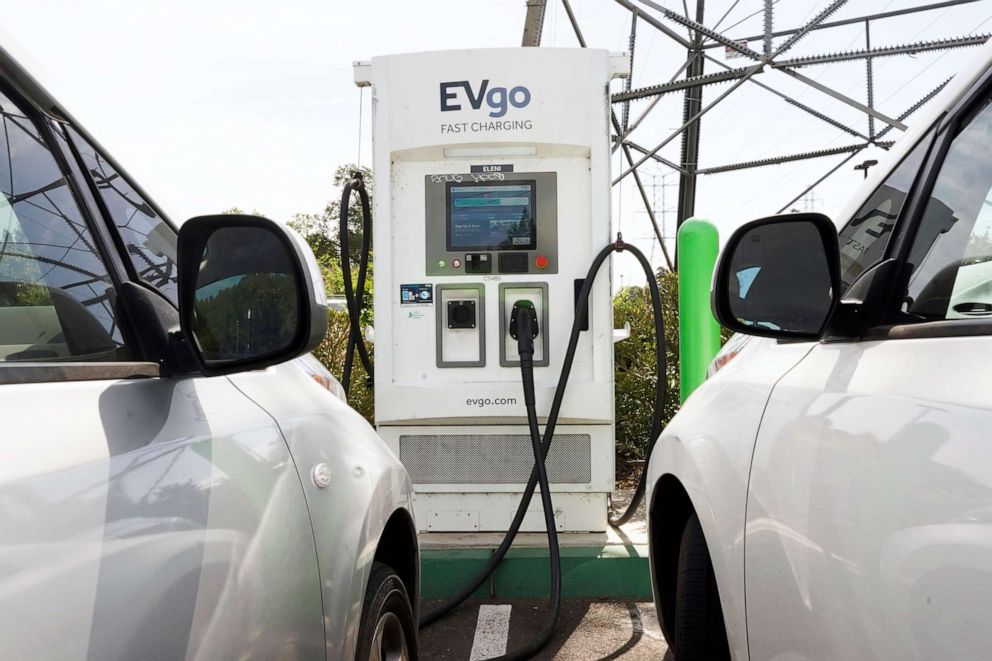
[338,174,374,395]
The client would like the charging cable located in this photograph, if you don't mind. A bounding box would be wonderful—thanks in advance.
[338,173,374,395]
[477,301,564,660]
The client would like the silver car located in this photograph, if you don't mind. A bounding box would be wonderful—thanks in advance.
[0,45,419,660]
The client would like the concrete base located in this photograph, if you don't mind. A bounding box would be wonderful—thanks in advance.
[420,490,651,599]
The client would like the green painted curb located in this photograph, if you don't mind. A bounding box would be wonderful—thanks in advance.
[421,549,493,599]
[421,546,652,600]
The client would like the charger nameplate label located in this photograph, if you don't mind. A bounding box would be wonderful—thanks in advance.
[470,164,514,173]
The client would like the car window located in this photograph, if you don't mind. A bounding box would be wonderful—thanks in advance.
[837,131,933,294]
[901,98,992,321]
[0,89,128,362]
[67,127,179,306]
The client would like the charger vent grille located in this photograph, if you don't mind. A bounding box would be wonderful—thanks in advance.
[399,433,592,484]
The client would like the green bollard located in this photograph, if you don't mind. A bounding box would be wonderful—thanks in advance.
[677,218,722,403]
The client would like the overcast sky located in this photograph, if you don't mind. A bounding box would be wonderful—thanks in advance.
[1,0,989,285]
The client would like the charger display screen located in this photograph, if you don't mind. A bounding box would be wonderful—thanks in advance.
[446,181,537,251]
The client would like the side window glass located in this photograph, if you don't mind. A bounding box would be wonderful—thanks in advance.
[902,98,992,321]
[67,127,178,305]
[0,90,128,362]
[837,131,933,293]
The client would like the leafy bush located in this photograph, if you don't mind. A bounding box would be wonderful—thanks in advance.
[316,309,374,422]
[612,271,732,480]
[612,271,681,480]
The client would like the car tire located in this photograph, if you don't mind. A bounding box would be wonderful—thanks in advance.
[673,513,731,661]
[356,561,418,661]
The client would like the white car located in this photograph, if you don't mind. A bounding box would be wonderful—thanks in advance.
[646,39,992,661]
[0,44,418,660]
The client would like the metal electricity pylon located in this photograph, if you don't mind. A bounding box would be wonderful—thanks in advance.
[525,0,990,271]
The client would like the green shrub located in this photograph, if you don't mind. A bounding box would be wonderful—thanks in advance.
[612,271,681,479]
[315,309,374,422]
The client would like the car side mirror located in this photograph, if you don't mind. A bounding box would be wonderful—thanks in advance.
[712,212,840,341]
[177,214,328,375]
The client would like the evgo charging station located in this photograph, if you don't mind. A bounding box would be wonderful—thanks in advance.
[353,49,631,534]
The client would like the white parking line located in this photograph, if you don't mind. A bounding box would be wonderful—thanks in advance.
[469,604,512,660]
[635,602,666,641]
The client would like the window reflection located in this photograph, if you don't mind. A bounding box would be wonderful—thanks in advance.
[68,127,179,306]
[727,220,832,335]
[838,131,932,293]
[0,94,126,361]
[191,227,299,363]
[903,99,992,320]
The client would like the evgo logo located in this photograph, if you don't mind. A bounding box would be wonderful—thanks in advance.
[440,80,531,118]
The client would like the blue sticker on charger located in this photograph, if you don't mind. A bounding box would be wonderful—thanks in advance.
[400,283,433,305]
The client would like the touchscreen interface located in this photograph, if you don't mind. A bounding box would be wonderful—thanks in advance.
[447,181,537,251]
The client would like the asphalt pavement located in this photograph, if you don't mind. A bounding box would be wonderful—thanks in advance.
[420,598,672,660]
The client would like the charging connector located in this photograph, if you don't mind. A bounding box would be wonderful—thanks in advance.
[511,300,539,410]
[509,299,538,341]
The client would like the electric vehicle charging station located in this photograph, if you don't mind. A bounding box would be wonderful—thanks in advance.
[353,49,630,534]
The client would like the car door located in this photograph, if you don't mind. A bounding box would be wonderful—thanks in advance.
[0,83,325,659]
[745,80,992,659]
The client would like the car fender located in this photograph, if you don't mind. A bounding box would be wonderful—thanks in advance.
[646,338,815,660]
[647,379,756,660]
[227,365,417,661]
[350,458,420,645]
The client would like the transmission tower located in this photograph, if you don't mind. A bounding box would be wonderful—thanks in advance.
[525,0,989,270]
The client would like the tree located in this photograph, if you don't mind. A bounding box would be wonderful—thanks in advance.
[194,273,299,360]
[289,164,373,307]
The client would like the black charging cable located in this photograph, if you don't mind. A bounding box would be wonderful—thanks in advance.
[338,174,374,395]
[420,234,667,650]
[478,301,563,661]
[605,236,666,528]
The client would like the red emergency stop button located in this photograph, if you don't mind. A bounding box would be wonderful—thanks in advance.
[535,255,549,269]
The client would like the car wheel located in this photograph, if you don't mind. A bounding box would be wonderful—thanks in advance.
[673,513,730,660]
[356,561,418,661]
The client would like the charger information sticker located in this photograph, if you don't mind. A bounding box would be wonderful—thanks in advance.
[400,283,433,305]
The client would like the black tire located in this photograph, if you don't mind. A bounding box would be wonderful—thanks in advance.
[356,562,418,661]
[673,513,731,661]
